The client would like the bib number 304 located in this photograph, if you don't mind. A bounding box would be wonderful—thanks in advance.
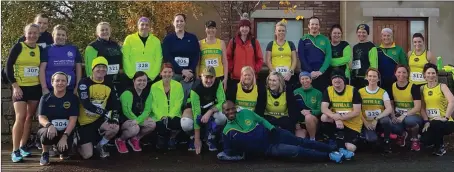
[51,119,69,131]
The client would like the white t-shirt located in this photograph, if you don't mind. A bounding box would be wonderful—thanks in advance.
[365,86,390,101]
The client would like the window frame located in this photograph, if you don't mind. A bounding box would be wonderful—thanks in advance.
[373,17,429,50]
[253,18,305,39]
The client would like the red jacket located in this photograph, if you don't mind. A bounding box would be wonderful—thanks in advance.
[227,36,263,80]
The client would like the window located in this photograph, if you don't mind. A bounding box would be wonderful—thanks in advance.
[254,19,304,59]
[373,18,428,52]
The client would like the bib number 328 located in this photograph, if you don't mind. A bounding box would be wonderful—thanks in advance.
[136,62,150,71]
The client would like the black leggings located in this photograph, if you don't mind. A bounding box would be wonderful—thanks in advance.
[322,122,360,149]
[424,120,454,148]
[155,117,182,138]
[37,128,73,154]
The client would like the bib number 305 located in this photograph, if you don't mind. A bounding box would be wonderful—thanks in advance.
[175,57,189,67]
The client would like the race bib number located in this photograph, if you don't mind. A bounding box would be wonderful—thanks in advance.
[395,107,408,116]
[24,67,39,77]
[275,66,289,74]
[352,60,361,70]
[175,57,189,67]
[51,119,68,131]
[107,64,120,75]
[337,111,350,116]
[136,62,150,71]
[205,59,219,67]
[427,108,440,118]
[411,72,424,82]
[85,102,103,115]
[365,109,381,120]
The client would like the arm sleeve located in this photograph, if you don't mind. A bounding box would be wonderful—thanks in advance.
[352,88,362,104]
[6,43,22,83]
[251,110,275,130]
[190,91,202,130]
[369,47,378,69]
[411,84,421,100]
[331,45,352,67]
[119,91,138,120]
[150,37,163,80]
[399,48,408,65]
[226,39,234,73]
[289,41,296,51]
[254,84,266,116]
[266,41,273,51]
[77,80,108,117]
[121,36,133,79]
[322,89,330,103]
[215,81,226,111]
[294,93,308,112]
[312,90,323,116]
[106,84,121,112]
[188,35,200,72]
[40,47,49,62]
[226,81,238,102]
[253,39,263,74]
[69,95,80,116]
[383,91,390,101]
[162,35,182,73]
[170,83,184,116]
[286,88,298,122]
[84,46,98,77]
[136,91,153,124]
[74,48,82,63]
[37,95,47,116]
[298,38,312,72]
[319,37,332,73]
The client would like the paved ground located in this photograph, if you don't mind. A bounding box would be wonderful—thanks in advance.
[2,143,454,172]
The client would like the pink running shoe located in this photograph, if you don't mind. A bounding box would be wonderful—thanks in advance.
[115,138,129,153]
[396,131,408,147]
[128,137,142,152]
[411,139,421,151]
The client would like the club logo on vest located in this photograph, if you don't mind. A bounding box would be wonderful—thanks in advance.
[311,96,316,104]
[414,57,419,62]
[245,119,252,126]
[274,101,280,106]
[428,91,433,96]
[30,51,35,57]
[392,50,397,55]
[63,101,71,109]
[67,51,74,58]
[320,40,325,46]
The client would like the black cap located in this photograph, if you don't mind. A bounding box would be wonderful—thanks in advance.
[205,20,216,28]
[331,69,346,81]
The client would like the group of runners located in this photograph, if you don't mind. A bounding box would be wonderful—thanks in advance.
[5,13,454,166]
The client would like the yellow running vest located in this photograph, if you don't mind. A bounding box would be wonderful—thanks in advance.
[359,87,385,121]
[409,50,428,85]
[423,84,453,121]
[235,83,258,111]
[271,41,292,74]
[328,85,362,132]
[265,90,288,119]
[392,82,418,115]
[199,39,224,77]
[14,42,41,86]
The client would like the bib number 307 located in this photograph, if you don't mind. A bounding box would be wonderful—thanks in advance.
[24,67,39,77]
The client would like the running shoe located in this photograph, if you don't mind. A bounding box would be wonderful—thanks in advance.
[434,145,446,156]
[410,139,421,151]
[19,146,31,157]
[329,151,344,163]
[188,137,195,151]
[40,152,50,166]
[207,133,218,151]
[115,138,129,153]
[396,131,408,147]
[11,150,23,163]
[128,137,142,152]
[96,142,110,158]
[60,152,70,160]
[383,140,392,153]
[339,148,354,160]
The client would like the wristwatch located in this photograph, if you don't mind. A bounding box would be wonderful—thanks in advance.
[289,69,294,75]
[63,132,69,137]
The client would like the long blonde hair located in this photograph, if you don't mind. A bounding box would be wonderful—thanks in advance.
[240,66,256,89]
[266,71,286,93]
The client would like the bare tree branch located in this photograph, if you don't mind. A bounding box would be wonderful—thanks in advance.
[248,0,261,13]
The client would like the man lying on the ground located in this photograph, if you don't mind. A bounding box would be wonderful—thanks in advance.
[217,101,354,163]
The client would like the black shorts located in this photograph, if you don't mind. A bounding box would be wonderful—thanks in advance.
[14,85,42,102]
[77,118,106,145]
[340,126,360,144]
